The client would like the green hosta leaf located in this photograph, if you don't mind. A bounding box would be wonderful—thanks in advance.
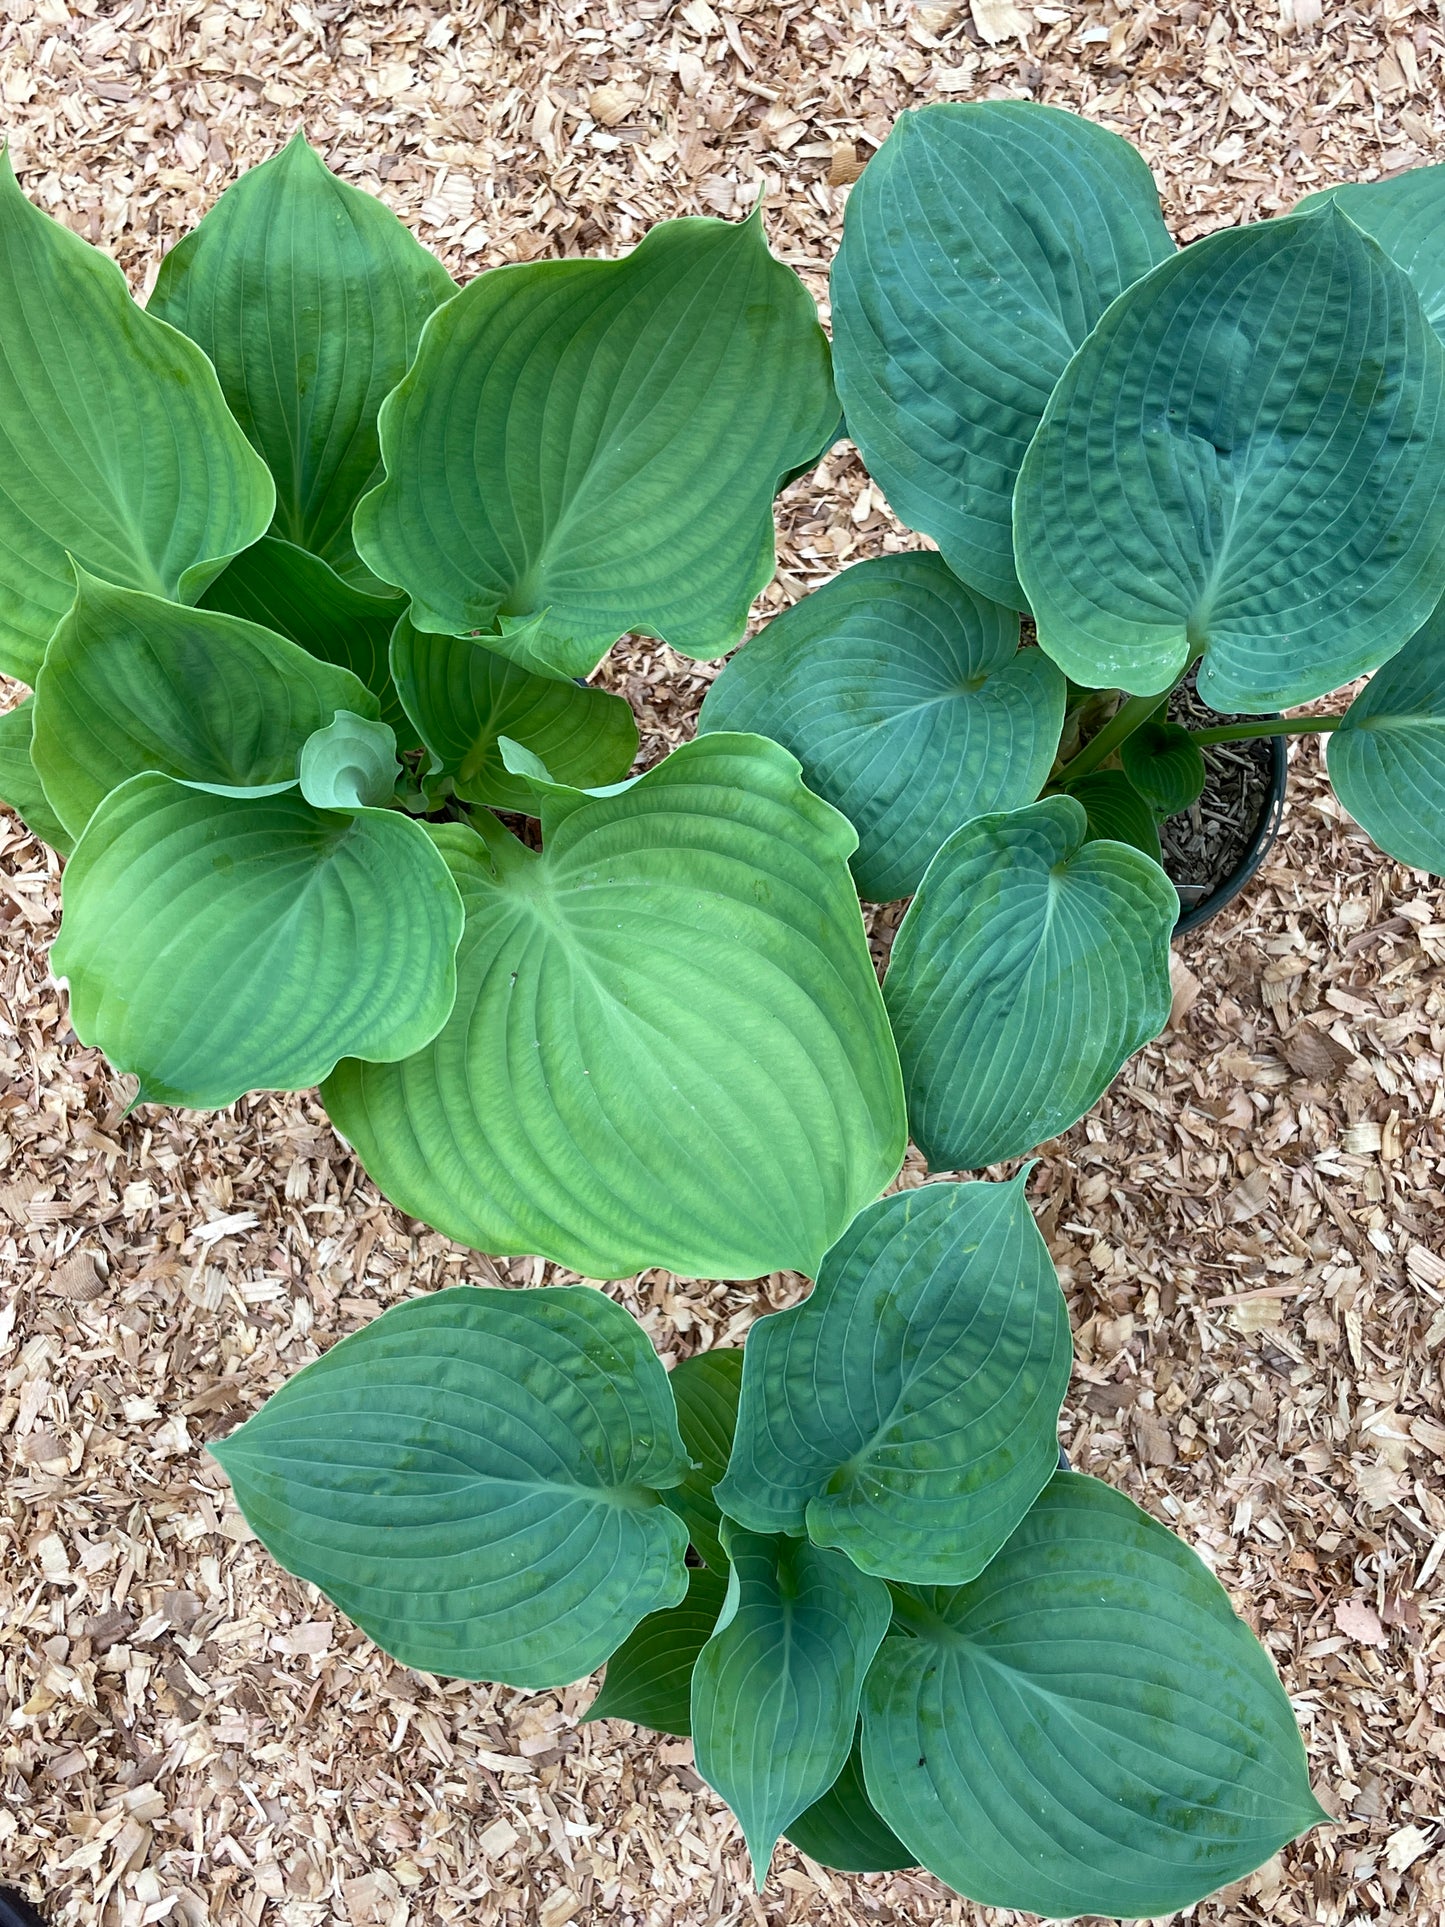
[389,617,638,811]
[150,134,455,583]
[298,712,398,810]
[201,535,414,743]
[1069,768,1162,860]
[883,797,1176,1169]
[830,102,1173,610]
[785,1732,914,1874]
[322,734,905,1279]
[699,553,1064,901]
[0,697,72,853]
[1296,163,1445,340]
[717,1176,1069,1584]
[585,1561,728,1734]
[1329,599,1445,872]
[0,152,274,683]
[1016,208,1445,709]
[32,573,377,840]
[692,1524,892,1888]
[212,1284,690,1687]
[861,1472,1325,1917]
[54,776,462,1108]
[665,1349,743,1571]
[1119,716,1207,816]
[353,212,838,680]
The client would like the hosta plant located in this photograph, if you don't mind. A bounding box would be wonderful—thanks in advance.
[214,1177,1325,1915]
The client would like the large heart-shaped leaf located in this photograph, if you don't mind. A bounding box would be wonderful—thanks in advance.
[664,1348,743,1572]
[322,734,906,1280]
[785,1732,914,1874]
[0,152,274,683]
[212,1284,690,1687]
[1296,164,1445,341]
[717,1176,1069,1584]
[201,535,414,743]
[53,776,462,1108]
[584,1561,729,1734]
[883,796,1176,1169]
[1016,207,1445,709]
[353,212,838,680]
[150,134,455,583]
[1329,598,1445,872]
[0,697,71,854]
[389,618,638,811]
[861,1472,1325,1917]
[692,1524,891,1887]
[699,553,1065,901]
[32,573,377,839]
[830,102,1173,609]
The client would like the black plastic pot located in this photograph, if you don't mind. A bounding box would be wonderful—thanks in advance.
[0,1888,47,1927]
[1172,729,1287,936]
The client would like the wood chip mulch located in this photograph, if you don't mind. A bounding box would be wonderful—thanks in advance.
[4,2,1445,1923]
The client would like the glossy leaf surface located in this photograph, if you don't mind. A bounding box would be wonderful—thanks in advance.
[862,1472,1325,1917]
[665,1349,743,1571]
[883,797,1176,1169]
[354,213,838,679]
[323,735,906,1279]
[585,1562,728,1735]
[699,553,1064,900]
[830,102,1173,608]
[692,1524,891,1887]
[213,1285,690,1687]
[1016,209,1445,707]
[0,152,273,682]
[150,134,455,582]
[54,776,462,1108]
[717,1176,1069,1583]
[1329,599,1445,872]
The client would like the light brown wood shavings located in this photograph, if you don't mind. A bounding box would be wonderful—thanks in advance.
[5,0,1445,1922]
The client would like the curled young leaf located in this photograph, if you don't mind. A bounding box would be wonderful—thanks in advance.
[1016,208,1445,709]
[717,1176,1070,1584]
[861,1472,1326,1917]
[0,151,273,683]
[883,796,1176,1169]
[699,552,1064,901]
[297,712,399,810]
[353,212,838,679]
[212,1285,691,1688]
[1329,598,1445,873]
[53,777,462,1108]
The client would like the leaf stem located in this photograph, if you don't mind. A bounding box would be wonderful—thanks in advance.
[1053,689,1168,786]
[1187,715,1343,747]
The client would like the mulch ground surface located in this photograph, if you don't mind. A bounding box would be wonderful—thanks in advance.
[4,2,1445,1923]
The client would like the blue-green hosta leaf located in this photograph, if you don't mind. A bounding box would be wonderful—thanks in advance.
[389,617,638,812]
[717,1176,1069,1584]
[212,1284,690,1687]
[1069,768,1162,860]
[830,102,1173,609]
[1296,164,1445,341]
[1016,207,1445,709]
[150,134,455,583]
[699,553,1065,901]
[0,152,274,683]
[298,712,398,810]
[883,796,1176,1169]
[53,776,462,1108]
[861,1472,1326,1918]
[322,734,905,1280]
[201,535,414,743]
[664,1348,743,1571]
[353,212,838,681]
[692,1524,892,1888]
[1329,598,1445,872]
[0,697,71,853]
[1119,716,1207,816]
[32,573,377,840]
[785,1732,914,1874]
[585,1561,729,1734]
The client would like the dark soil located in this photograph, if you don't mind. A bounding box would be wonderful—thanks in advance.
[1159,673,1276,911]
